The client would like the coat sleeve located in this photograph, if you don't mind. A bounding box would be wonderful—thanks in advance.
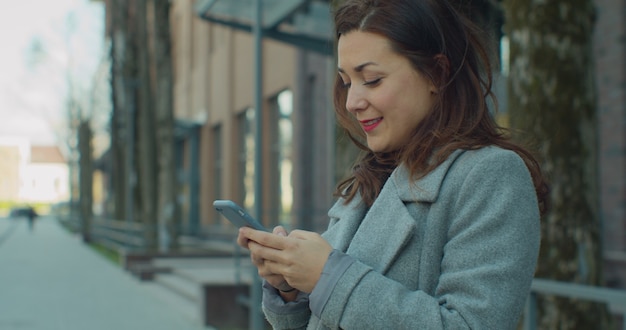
[261,281,311,329]
[315,150,541,329]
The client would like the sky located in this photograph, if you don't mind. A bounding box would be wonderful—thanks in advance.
[0,0,105,146]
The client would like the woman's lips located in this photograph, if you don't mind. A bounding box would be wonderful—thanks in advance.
[360,117,382,132]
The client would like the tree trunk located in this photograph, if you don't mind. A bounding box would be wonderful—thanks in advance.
[109,0,139,223]
[152,0,179,251]
[135,0,158,251]
[109,0,127,221]
[78,120,93,243]
[504,0,609,328]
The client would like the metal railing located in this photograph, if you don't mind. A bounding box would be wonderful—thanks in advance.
[524,278,626,330]
[57,215,239,253]
[57,215,147,252]
[90,218,147,251]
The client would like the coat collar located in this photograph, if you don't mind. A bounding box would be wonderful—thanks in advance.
[391,149,465,202]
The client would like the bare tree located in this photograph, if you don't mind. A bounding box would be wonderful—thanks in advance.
[109,0,135,222]
[108,0,178,251]
[152,0,179,251]
[135,0,158,251]
[78,119,93,243]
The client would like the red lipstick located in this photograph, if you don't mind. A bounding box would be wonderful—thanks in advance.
[360,117,382,132]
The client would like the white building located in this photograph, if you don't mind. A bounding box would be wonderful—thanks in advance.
[0,137,69,214]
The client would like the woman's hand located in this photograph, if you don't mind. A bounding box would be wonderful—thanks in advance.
[237,226,293,292]
[240,226,333,293]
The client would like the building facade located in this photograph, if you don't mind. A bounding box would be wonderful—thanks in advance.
[171,0,336,235]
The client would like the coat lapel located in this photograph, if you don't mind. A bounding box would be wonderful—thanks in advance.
[323,150,466,274]
[323,196,369,253]
[347,181,416,274]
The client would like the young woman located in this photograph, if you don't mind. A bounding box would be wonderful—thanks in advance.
[237,0,548,328]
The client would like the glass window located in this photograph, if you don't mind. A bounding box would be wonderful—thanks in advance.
[274,90,294,227]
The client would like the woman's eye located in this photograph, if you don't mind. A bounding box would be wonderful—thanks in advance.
[342,82,352,88]
[363,78,381,86]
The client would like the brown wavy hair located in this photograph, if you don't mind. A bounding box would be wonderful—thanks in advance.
[332,0,548,214]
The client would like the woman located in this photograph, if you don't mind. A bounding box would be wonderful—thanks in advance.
[238,0,548,328]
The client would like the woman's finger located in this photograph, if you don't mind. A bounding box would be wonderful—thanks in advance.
[272,225,288,236]
[248,239,285,264]
[236,229,250,249]
[241,227,288,250]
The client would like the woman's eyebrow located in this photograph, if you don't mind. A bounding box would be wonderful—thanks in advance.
[338,61,379,73]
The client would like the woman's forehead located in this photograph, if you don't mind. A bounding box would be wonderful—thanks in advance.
[337,31,394,71]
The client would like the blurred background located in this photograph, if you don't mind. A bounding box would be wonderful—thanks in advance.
[0,0,624,329]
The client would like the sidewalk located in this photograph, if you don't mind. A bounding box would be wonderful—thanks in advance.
[0,216,211,330]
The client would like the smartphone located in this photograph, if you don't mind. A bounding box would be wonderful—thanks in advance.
[213,200,268,231]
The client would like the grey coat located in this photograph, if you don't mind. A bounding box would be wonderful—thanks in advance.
[263,147,541,329]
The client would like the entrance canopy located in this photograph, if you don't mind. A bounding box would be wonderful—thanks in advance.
[194,0,333,55]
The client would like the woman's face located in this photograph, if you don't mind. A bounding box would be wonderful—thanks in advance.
[337,31,436,153]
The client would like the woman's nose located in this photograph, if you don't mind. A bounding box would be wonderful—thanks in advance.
[345,87,367,114]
